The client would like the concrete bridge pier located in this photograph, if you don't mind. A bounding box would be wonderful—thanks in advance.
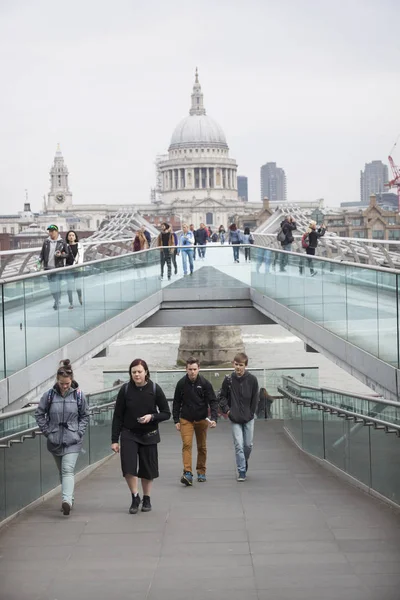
[177,325,245,366]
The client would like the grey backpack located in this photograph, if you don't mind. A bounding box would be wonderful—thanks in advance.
[277,228,286,242]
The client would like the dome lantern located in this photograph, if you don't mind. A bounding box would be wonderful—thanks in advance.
[169,69,228,151]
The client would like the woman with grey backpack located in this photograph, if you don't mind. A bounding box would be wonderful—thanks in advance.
[35,359,90,516]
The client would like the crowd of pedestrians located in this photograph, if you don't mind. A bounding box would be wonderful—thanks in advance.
[35,353,276,516]
[37,214,326,314]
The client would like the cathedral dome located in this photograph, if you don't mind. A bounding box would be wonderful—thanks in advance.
[170,114,227,150]
[168,69,228,151]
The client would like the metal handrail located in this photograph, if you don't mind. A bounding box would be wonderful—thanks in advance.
[278,386,400,436]
[0,406,39,421]
[281,375,400,408]
[0,399,117,447]
[0,237,135,257]
[4,234,400,257]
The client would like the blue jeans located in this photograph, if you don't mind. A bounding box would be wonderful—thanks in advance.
[231,420,254,473]
[232,245,240,261]
[181,249,194,275]
[53,452,80,504]
[198,246,206,258]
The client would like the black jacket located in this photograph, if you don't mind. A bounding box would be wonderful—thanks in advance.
[173,374,218,423]
[219,371,259,424]
[280,220,297,246]
[307,227,326,249]
[111,380,171,443]
[39,237,71,269]
[196,228,209,245]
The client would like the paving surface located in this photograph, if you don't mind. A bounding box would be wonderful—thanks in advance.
[1,420,400,600]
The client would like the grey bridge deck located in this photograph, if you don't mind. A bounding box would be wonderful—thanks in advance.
[1,421,400,600]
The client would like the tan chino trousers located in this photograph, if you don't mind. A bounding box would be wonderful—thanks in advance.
[180,418,208,475]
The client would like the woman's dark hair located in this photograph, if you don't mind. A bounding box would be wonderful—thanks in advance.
[65,230,79,244]
[57,359,73,379]
[229,223,237,231]
[129,359,150,381]
[244,227,250,235]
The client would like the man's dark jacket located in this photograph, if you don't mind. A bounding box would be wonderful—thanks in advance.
[173,374,218,423]
[39,238,71,269]
[195,228,209,245]
[219,371,259,424]
[280,219,297,247]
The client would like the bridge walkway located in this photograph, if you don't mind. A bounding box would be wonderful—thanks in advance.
[1,421,399,600]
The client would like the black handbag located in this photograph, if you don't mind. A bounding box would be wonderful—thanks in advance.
[130,429,161,445]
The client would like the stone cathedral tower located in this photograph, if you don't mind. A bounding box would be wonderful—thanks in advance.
[47,144,73,211]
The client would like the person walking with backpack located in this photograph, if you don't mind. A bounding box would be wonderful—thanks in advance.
[242,227,254,262]
[179,223,195,276]
[228,224,242,262]
[277,216,296,272]
[301,220,326,276]
[111,359,170,514]
[173,358,218,486]
[38,224,71,310]
[171,227,179,275]
[156,222,175,280]
[218,225,226,244]
[35,359,89,516]
[218,352,259,481]
[196,223,209,259]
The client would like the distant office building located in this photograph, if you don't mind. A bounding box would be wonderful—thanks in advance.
[260,162,287,202]
[360,160,388,204]
[237,176,248,202]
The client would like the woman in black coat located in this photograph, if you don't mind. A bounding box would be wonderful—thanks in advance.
[304,220,326,276]
[111,358,170,514]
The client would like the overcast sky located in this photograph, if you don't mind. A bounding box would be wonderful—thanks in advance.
[1,0,399,213]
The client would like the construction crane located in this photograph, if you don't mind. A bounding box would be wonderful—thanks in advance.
[386,136,400,212]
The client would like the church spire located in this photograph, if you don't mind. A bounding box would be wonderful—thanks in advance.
[189,67,206,116]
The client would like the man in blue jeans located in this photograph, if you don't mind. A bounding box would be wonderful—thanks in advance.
[218,353,259,481]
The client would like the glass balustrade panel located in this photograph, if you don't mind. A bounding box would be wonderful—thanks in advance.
[81,262,106,331]
[300,403,324,458]
[3,279,27,375]
[323,411,346,472]
[346,266,379,358]
[342,420,371,488]
[88,407,114,464]
[58,266,86,335]
[4,435,41,518]
[0,287,5,380]
[24,272,63,368]
[370,427,400,505]
[284,400,303,446]
[377,270,398,366]
[0,449,5,521]
[321,262,348,339]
